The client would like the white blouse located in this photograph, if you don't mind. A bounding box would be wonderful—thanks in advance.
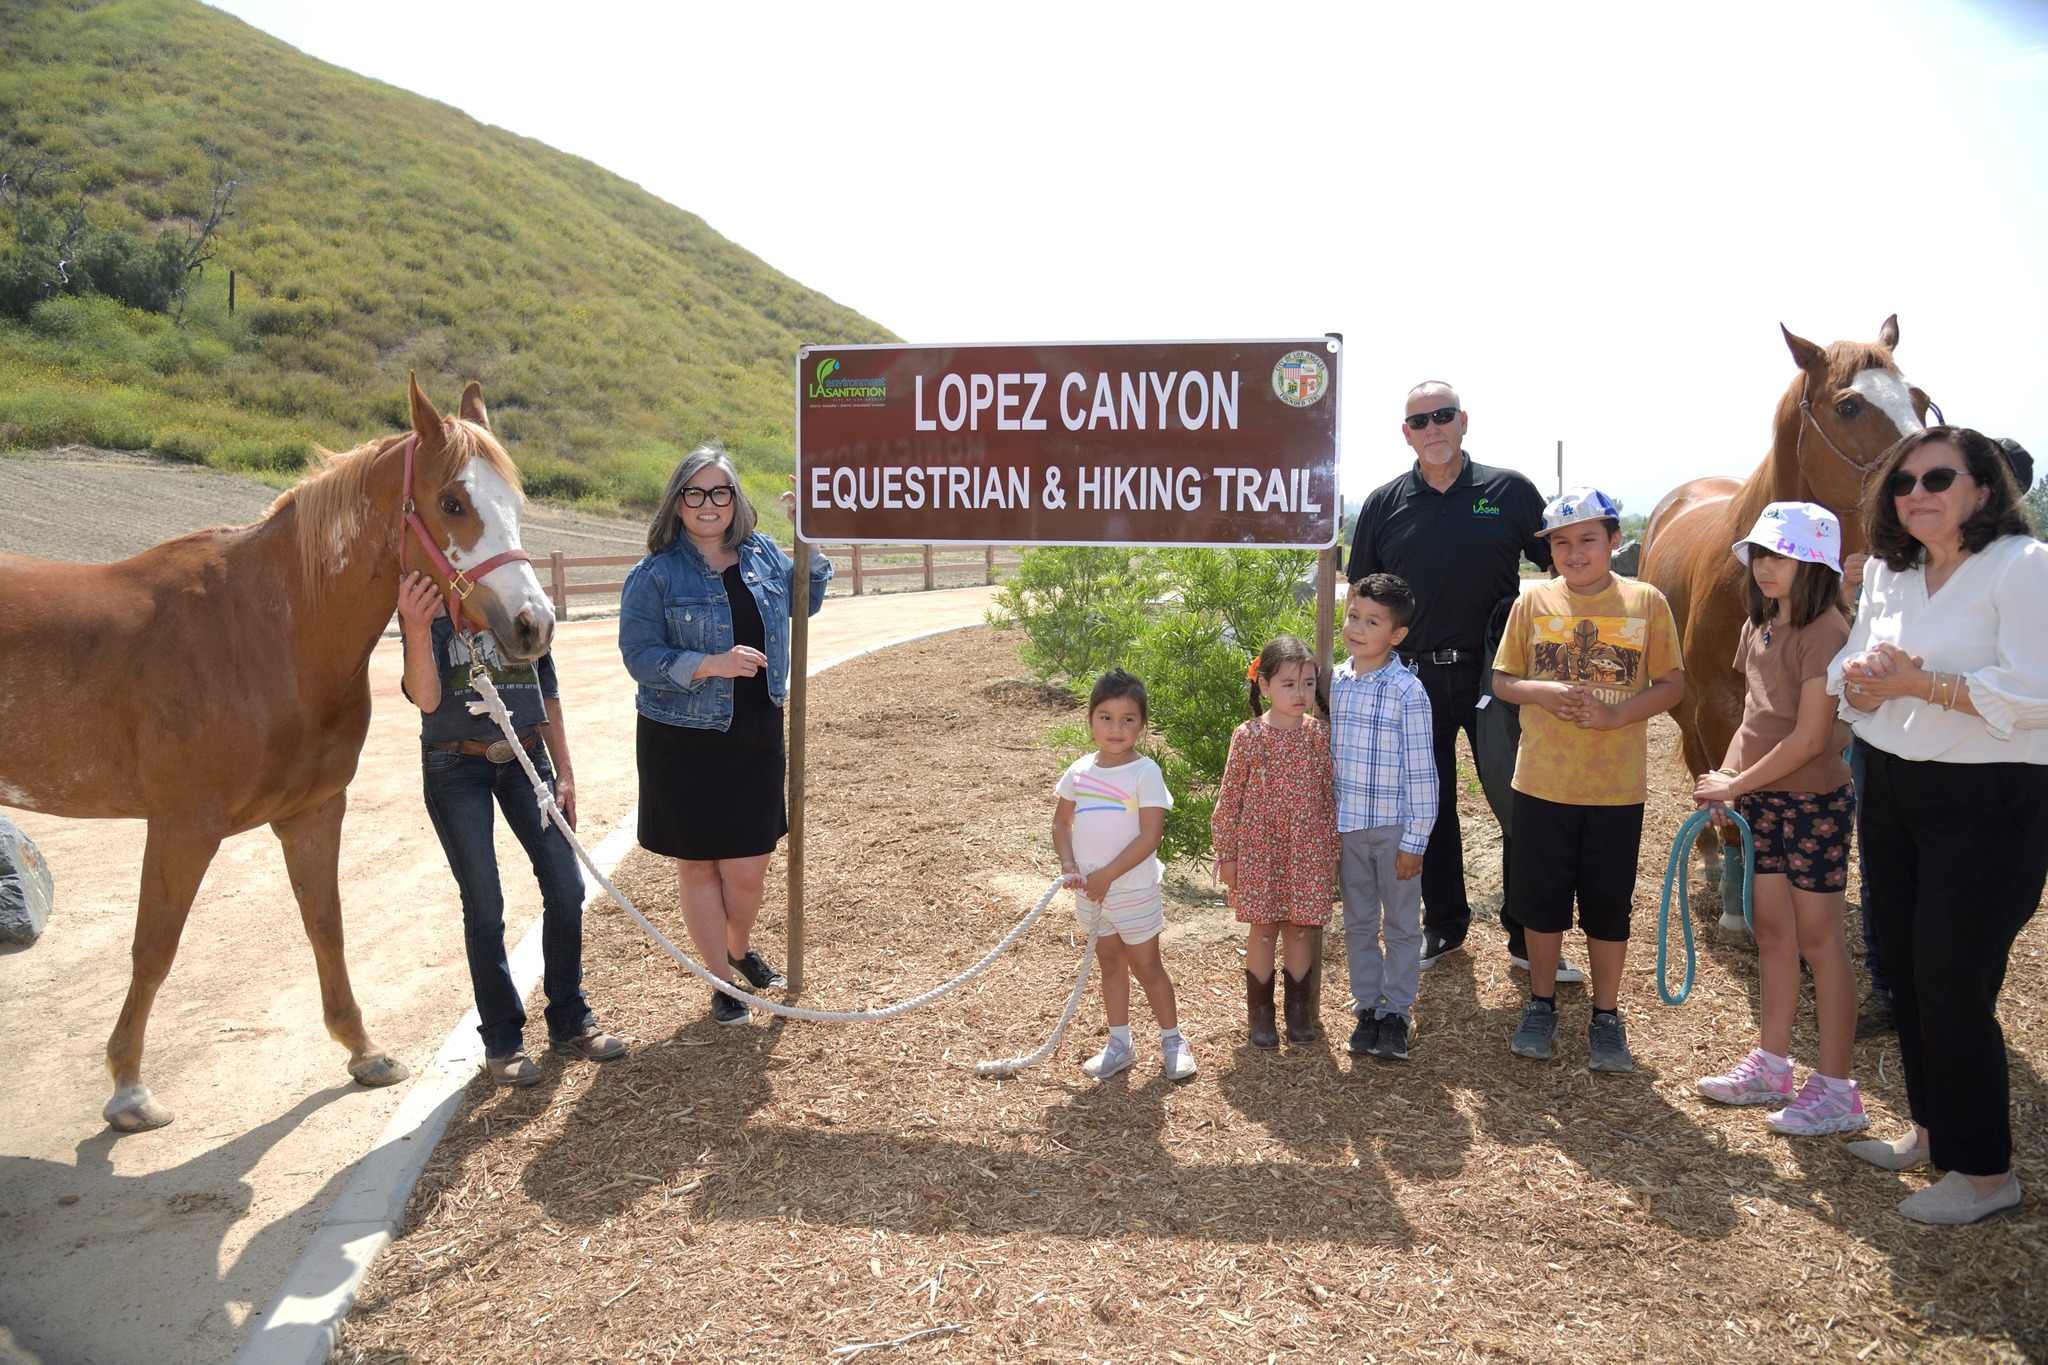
[1827,532,2048,764]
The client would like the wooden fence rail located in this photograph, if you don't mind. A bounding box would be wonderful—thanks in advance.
[541,544,1020,619]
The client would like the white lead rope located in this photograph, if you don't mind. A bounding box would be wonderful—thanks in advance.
[464,672,1092,1076]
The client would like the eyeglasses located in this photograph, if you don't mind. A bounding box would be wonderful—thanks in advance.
[678,485,737,508]
[1887,467,1967,499]
[1404,406,1460,431]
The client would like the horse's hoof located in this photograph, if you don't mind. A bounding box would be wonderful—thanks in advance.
[349,1054,411,1088]
[1717,910,1754,940]
[104,1085,174,1133]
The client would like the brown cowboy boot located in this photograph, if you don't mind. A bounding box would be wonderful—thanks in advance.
[1245,970,1279,1049]
[1282,968,1318,1043]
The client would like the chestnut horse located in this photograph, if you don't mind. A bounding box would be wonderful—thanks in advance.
[1641,316,1935,915]
[0,377,554,1132]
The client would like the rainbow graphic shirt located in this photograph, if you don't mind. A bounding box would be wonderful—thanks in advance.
[1493,575,1683,806]
[1055,753,1174,893]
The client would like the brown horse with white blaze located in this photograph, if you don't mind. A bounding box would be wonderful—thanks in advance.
[1642,316,1935,912]
[0,377,553,1132]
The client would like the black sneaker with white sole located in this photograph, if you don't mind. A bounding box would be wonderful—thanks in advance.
[1371,1014,1411,1062]
[1346,1012,1380,1056]
[1418,929,1466,971]
[711,982,750,1026]
[730,948,787,990]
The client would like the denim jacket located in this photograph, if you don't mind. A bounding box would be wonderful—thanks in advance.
[618,532,832,729]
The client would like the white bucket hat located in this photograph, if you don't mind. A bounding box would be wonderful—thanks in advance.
[1732,501,1842,573]
[1541,486,1622,533]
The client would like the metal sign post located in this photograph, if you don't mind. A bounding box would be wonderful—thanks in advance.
[786,336,1344,995]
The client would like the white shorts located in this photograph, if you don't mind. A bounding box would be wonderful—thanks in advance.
[1073,882,1165,946]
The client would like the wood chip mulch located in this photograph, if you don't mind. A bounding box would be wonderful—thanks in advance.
[338,626,2046,1364]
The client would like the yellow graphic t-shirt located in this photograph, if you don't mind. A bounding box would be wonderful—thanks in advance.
[1493,576,1683,806]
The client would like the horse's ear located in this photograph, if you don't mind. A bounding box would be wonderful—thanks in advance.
[458,381,490,430]
[1877,314,1900,350]
[1781,324,1825,373]
[407,371,445,457]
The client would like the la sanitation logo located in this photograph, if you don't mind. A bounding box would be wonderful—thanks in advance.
[807,358,887,404]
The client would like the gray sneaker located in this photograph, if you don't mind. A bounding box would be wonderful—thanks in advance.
[1587,1010,1635,1072]
[1509,998,1558,1060]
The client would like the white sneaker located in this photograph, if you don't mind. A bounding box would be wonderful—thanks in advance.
[1160,1032,1198,1083]
[1081,1036,1135,1080]
[1509,953,1588,985]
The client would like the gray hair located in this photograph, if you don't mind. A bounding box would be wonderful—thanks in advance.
[1405,379,1461,411]
[646,443,757,554]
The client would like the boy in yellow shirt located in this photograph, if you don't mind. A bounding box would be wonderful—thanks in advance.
[1492,488,1684,1071]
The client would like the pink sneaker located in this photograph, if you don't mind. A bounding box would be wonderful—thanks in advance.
[1767,1076,1869,1137]
[1696,1049,1795,1106]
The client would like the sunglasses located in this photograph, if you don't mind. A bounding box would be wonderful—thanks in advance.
[678,484,737,508]
[1887,467,1967,499]
[1404,406,1460,431]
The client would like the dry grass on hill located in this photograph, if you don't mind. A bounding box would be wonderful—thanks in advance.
[338,627,2046,1364]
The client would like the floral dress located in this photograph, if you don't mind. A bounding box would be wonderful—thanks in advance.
[1211,715,1341,926]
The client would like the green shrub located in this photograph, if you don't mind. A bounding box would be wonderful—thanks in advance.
[1000,545,1320,861]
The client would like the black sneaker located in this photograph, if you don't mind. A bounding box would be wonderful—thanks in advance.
[1371,1014,1410,1062]
[1854,990,1896,1040]
[1418,929,1466,971]
[1346,1012,1380,1056]
[1510,997,1559,1060]
[730,948,787,990]
[1587,1010,1634,1072]
[711,982,749,1026]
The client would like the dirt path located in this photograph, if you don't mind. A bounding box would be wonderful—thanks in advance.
[0,585,999,1365]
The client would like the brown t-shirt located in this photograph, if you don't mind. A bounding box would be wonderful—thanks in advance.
[1727,610,1853,795]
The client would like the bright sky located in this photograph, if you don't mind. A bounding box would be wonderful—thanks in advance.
[209,0,2048,512]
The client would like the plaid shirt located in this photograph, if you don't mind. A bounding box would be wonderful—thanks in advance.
[1329,655,1438,853]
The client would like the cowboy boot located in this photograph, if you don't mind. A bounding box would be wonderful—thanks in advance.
[1246,970,1279,1050]
[1282,968,1318,1043]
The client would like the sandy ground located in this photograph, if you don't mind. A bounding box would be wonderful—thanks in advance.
[0,476,1000,1365]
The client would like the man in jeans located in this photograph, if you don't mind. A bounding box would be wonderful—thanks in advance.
[1346,381,1582,980]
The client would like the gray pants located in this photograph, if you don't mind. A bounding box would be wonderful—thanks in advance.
[1339,825,1424,1022]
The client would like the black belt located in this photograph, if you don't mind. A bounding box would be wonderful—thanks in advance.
[1403,649,1477,666]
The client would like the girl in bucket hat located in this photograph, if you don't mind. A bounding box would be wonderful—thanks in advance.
[1692,502,1864,1136]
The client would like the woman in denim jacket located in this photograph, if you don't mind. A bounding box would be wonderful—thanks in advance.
[618,445,831,1026]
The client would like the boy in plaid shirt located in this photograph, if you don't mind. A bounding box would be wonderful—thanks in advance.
[1330,573,1438,1061]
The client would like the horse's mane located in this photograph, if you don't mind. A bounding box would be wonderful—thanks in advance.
[271,419,523,588]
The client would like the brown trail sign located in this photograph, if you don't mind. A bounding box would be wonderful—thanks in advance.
[784,338,1343,992]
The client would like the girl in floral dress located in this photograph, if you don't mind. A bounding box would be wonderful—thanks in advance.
[1213,635,1341,1048]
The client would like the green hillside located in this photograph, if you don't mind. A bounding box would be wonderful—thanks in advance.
[0,0,895,510]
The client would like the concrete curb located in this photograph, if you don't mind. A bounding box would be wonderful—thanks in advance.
[233,618,987,1364]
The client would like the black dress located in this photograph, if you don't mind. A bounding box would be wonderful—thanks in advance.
[636,563,788,860]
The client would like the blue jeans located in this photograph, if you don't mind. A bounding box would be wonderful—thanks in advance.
[421,745,594,1057]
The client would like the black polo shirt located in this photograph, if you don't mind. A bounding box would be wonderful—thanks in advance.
[1345,453,1550,658]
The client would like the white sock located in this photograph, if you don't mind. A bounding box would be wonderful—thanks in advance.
[1108,1025,1132,1047]
[1158,1025,1182,1043]
[1756,1048,1792,1073]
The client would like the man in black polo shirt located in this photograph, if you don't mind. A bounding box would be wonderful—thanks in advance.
[1347,381,1581,979]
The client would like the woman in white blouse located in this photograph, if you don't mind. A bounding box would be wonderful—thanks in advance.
[1831,426,2048,1225]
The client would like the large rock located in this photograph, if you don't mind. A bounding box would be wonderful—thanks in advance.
[0,813,53,944]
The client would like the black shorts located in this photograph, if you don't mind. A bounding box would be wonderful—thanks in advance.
[1504,791,1643,941]
[1736,783,1854,892]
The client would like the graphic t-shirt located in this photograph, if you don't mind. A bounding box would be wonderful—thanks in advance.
[404,614,559,745]
[1055,752,1174,894]
[1493,575,1683,805]
[1728,611,1853,795]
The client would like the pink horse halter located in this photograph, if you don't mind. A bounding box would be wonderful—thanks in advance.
[397,431,532,635]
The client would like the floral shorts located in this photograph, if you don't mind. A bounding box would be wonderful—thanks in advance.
[1736,783,1855,892]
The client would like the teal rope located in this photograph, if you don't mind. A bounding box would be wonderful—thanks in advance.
[1655,808,1754,1006]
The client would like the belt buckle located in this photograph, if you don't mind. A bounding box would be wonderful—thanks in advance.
[484,738,518,764]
